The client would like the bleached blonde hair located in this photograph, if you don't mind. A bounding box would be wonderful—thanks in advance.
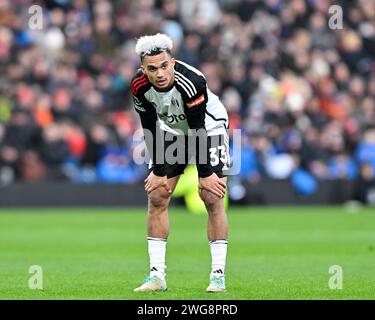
[135,33,173,58]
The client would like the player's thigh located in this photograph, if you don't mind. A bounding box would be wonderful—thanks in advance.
[167,174,181,193]
[198,133,229,204]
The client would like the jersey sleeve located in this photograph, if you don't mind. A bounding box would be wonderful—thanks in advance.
[184,80,208,129]
[131,71,166,177]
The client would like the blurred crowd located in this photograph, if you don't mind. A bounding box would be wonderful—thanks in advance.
[0,0,375,200]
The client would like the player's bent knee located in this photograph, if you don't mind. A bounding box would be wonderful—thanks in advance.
[199,188,220,208]
[148,188,171,208]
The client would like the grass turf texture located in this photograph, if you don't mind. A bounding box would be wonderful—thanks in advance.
[0,206,374,300]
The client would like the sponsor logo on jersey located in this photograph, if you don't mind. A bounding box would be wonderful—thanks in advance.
[186,94,205,108]
[158,112,187,124]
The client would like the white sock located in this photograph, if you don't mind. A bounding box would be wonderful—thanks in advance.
[148,237,167,279]
[209,240,228,277]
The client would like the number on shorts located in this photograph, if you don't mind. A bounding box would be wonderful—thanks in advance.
[209,145,228,168]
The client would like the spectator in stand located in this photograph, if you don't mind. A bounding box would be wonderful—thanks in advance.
[39,123,70,180]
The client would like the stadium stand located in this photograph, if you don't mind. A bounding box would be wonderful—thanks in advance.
[0,0,374,203]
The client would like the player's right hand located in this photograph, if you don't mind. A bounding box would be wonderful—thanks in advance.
[144,172,172,194]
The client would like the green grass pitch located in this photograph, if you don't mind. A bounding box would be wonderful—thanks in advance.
[0,206,375,300]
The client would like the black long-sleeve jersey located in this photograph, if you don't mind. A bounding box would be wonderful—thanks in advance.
[131,60,229,178]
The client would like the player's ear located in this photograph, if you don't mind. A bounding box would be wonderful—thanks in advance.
[170,57,175,67]
[140,65,146,74]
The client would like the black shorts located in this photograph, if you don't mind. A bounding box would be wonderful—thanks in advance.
[149,132,230,179]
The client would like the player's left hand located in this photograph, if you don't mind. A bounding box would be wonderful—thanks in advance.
[198,173,226,198]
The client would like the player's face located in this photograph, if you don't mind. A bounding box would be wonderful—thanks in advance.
[141,52,175,90]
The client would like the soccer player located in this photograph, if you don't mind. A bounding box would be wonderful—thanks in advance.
[132,33,230,293]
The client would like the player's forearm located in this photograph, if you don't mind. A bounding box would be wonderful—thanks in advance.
[185,108,214,178]
[140,115,166,177]
[195,130,214,178]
